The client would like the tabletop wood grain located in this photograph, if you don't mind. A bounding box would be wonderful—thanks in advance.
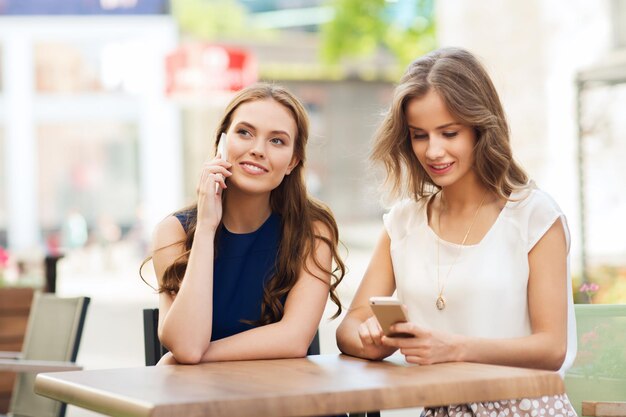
[35,354,564,417]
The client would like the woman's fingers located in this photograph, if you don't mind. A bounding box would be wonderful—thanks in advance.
[197,173,225,196]
[366,317,384,345]
[200,163,232,177]
[214,174,227,195]
[358,322,375,346]
[404,355,432,365]
[357,317,384,347]
[197,159,232,196]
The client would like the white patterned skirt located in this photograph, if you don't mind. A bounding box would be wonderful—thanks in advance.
[421,394,577,417]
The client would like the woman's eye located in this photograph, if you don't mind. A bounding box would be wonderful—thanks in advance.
[443,131,458,138]
[412,132,428,140]
[237,129,252,137]
[270,137,285,145]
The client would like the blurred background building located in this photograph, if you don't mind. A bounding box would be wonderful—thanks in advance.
[2,0,626,296]
[1,0,625,297]
[0,0,434,250]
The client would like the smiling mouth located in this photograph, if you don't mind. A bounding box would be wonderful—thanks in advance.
[431,163,452,169]
[428,162,454,173]
[240,162,268,173]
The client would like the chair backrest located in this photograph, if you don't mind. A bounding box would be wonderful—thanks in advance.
[564,304,626,416]
[143,308,169,366]
[0,287,35,413]
[9,293,90,417]
[143,308,321,366]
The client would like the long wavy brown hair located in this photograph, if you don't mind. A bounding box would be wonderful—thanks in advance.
[371,47,528,202]
[141,83,345,325]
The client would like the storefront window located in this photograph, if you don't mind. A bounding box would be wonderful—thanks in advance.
[37,122,139,245]
[35,40,153,94]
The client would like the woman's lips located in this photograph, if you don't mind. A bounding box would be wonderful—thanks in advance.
[240,162,268,175]
[427,162,454,175]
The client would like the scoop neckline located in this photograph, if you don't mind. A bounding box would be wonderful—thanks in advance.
[424,193,514,248]
[222,212,276,236]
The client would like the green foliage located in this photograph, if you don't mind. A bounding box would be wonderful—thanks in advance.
[321,0,436,69]
[171,0,249,39]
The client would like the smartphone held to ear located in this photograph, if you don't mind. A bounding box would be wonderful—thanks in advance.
[215,133,228,194]
[217,132,228,161]
[369,297,413,338]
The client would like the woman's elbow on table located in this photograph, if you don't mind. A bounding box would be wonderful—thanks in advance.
[159,331,208,364]
[288,345,309,358]
[544,345,567,371]
[284,335,311,358]
[167,346,206,364]
[279,326,316,358]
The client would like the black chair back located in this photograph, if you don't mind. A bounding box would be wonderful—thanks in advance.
[143,308,168,366]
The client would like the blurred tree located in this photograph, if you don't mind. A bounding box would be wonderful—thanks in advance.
[321,0,436,69]
[171,0,249,39]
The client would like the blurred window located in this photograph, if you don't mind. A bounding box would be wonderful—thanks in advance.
[0,44,3,92]
[35,42,102,94]
[34,40,154,95]
[37,122,139,238]
[582,84,626,263]
[614,0,626,48]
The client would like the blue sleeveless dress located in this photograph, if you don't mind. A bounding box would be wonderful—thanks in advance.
[174,210,282,340]
[175,211,345,417]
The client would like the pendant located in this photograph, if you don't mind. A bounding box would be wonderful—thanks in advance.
[436,296,446,310]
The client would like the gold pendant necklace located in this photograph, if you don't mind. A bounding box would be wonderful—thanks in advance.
[435,192,487,310]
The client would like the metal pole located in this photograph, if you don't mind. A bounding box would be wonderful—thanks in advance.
[44,254,63,294]
[575,79,589,302]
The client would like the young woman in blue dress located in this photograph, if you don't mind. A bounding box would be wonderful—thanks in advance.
[145,83,344,364]
[336,48,577,416]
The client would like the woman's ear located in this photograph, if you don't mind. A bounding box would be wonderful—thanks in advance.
[286,157,300,175]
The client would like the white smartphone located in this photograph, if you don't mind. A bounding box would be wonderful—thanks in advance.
[217,132,228,161]
[215,133,228,193]
[369,296,413,338]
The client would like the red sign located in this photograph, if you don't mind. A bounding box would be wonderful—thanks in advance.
[165,44,258,95]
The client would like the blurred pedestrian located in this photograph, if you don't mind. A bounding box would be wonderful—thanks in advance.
[61,209,88,250]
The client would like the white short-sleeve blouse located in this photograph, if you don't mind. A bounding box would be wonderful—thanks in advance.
[382,185,577,374]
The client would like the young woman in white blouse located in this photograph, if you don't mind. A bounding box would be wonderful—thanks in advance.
[336,47,577,417]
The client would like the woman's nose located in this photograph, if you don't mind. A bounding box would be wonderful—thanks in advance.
[425,137,445,160]
[249,139,266,158]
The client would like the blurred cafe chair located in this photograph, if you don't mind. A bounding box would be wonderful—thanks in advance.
[0,293,90,417]
[0,287,35,412]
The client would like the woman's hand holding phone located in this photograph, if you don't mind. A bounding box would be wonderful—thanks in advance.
[380,322,465,365]
[369,297,413,338]
[368,298,464,365]
[357,316,399,360]
[196,133,232,231]
[354,296,411,360]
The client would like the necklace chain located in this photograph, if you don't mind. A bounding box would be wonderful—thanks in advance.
[435,192,487,310]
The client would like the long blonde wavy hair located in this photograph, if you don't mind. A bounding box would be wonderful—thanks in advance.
[371,47,528,202]
[141,83,345,324]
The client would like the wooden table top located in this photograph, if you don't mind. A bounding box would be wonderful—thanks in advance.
[35,354,564,417]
